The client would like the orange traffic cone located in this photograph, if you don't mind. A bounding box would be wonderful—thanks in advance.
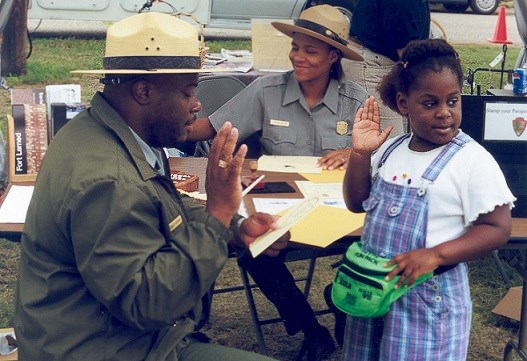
[488,6,512,44]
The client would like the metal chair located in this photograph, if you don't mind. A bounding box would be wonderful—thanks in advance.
[209,254,320,355]
[170,74,247,157]
[192,75,247,157]
[237,253,325,355]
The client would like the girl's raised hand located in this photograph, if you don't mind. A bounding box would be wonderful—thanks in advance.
[352,96,393,155]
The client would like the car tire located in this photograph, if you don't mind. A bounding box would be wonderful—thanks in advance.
[443,3,469,13]
[469,0,499,15]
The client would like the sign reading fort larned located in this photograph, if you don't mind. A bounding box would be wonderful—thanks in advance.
[7,104,48,182]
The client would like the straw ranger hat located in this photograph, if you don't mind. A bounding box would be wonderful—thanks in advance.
[72,12,216,75]
[271,5,363,61]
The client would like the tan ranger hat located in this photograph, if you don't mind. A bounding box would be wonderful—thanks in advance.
[271,5,363,61]
[72,12,216,74]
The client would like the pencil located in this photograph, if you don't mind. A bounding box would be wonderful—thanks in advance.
[241,175,265,197]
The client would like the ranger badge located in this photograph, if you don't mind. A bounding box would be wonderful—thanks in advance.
[336,120,348,135]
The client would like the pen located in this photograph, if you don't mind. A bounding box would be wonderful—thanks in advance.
[241,175,265,197]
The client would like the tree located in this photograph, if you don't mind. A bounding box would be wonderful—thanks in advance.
[1,0,27,76]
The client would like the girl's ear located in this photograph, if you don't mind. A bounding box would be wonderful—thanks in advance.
[396,92,408,116]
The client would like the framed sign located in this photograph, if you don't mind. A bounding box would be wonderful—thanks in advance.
[484,101,527,141]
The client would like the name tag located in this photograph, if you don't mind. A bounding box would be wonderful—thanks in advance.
[270,119,289,127]
[169,215,183,232]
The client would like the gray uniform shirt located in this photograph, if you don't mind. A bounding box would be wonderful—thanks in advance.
[209,71,368,156]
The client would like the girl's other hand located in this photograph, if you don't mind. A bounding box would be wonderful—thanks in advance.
[384,248,441,288]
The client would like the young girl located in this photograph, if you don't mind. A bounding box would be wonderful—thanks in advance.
[342,39,515,360]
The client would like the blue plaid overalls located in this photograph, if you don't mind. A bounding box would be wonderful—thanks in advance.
[343,132,473,361]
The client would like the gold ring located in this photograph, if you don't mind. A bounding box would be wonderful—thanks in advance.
[218,159,229,169]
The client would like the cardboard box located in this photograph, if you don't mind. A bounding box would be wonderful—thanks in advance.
[0,328,17,360]
[251,19,294,71]
[10,88,46,106]
[492,286,523,321]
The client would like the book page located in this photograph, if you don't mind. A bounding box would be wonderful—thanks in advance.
[253,198,302,214]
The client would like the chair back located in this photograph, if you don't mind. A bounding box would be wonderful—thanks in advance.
[193,75,247,156]
[196,75,247,117]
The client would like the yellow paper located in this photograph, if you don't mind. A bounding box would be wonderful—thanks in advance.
[300,169,345,183]
[289,205,365,247]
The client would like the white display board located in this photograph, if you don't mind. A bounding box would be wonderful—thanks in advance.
[484,101,527,141]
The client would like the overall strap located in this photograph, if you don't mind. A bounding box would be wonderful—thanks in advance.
[422,132,473,182]
[376,133,412,171]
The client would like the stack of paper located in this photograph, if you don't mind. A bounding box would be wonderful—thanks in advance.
[0,185,34,223]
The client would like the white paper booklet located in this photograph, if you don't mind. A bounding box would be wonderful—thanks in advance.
[249,195,321,257]
[257,156,321,173]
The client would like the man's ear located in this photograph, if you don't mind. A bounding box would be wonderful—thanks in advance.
[131,79,152,105]
[396,92,408,116]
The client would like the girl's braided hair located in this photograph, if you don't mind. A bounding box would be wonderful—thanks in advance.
[378,39,463,113]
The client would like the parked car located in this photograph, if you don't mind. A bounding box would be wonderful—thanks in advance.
[25,0,500,30]
[26,0,308,29]
[429,0,501,15]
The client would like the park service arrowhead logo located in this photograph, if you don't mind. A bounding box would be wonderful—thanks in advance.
[513,117,527,137]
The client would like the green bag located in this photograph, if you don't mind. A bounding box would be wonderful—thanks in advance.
[331,242,433,318]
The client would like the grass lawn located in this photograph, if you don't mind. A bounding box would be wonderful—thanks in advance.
[0,37,524,360]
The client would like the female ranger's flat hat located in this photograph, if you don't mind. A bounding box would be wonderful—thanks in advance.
[271,5,363,61]
[72,12,216,75]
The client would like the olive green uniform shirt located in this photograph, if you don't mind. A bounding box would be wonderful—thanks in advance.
[15,92,233,360]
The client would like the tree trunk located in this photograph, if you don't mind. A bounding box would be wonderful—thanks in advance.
[1,0,27,76]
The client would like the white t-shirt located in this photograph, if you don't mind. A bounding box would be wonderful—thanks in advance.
[371,131,516,248]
